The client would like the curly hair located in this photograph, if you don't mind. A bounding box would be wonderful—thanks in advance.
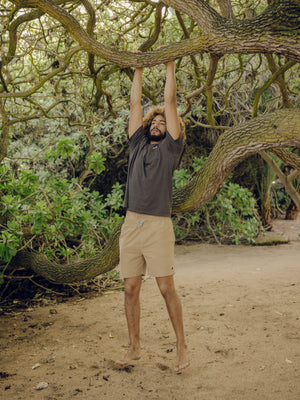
[142,106,186,140]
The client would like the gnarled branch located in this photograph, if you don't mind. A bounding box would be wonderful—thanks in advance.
[9,0,300,65]
[11,108,300,283]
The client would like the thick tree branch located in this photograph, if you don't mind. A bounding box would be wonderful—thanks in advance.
[11,108,300,283]
[11,222,122,284]
[82,0,96,75]
[9,0,300,64]
[270,148,300,170]
[172,108,300,213]
[162,0,300,60]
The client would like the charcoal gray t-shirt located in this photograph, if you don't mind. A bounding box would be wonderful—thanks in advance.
[124,126,183,217]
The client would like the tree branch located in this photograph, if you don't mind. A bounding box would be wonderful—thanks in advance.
[0,99,10,162]
[172,108,300,213]
[259,151,300,209]
[9,0,300,65]
[270,148,300,171]
[11,108,300,283]
[252,60,296,118]
[0,46,82,98]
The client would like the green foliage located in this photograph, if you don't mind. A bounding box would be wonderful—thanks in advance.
[0,166,124,264]
[172,159,261,244]
[88,152,106,174]
[0,228,22,262]
[106,182,125,211]
[56,138,75,158]
[173,169,190,189]
[31,201,52,234]
[192,157,206,171]
[207,182,261,244]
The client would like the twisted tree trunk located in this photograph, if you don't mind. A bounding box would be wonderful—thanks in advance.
[11,109,300,283]
[11,223,122,284]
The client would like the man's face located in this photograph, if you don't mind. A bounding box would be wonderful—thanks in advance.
[149,115,166,142]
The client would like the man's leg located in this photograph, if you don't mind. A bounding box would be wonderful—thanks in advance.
[156,275,189,372]
[116,275,142,365]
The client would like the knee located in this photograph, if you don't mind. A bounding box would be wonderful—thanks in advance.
[156,276,176,299]
[158,282,174,299]
[124,278,141,299]
[125,283,136,297]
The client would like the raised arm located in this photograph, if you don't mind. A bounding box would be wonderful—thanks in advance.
[128,67,143,138]
[164,61,181,140]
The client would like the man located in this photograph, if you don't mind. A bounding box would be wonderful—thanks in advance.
[118,58,189,373]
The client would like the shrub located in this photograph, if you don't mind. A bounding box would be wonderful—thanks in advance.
[172,159,261,244]
[0,166,124,264]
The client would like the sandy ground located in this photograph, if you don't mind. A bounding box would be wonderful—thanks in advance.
[1,217,300,400]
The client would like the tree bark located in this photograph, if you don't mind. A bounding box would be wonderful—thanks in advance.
[11,109,300,283]
[0,99,9,161]
[11,223,122,284]
[260,193,273,229]
[270,148,300,171]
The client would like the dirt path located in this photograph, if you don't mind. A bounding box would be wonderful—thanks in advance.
[1,218,299,400]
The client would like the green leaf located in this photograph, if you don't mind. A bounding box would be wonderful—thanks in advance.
[88,152,106,174]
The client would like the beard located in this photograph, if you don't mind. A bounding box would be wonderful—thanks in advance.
[148,129,166,142]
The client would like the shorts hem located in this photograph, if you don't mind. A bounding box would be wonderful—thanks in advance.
[121,270,175,280]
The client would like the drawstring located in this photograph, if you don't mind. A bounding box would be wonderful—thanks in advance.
[136,219,147,228]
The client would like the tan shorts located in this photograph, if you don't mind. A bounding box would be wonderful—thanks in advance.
[119,213,175,279]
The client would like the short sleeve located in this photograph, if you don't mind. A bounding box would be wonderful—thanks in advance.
[129,126,144,151]
[164,131,184,153]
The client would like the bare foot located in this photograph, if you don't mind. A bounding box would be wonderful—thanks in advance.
[174,344,189,374]
[115,347,141,367]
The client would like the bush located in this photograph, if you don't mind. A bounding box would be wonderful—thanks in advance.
[172,159,262,244]
[0,155,262,268]
[0,166,124,264]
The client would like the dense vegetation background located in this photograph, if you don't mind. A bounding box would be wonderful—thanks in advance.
[0,0,299,305]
